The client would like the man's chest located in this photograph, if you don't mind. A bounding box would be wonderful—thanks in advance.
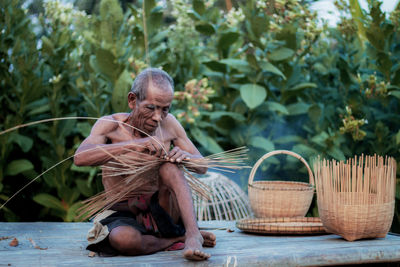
[105,125,175,150]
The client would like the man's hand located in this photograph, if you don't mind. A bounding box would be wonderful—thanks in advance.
[135,137,166,158]
[167,146,191,163]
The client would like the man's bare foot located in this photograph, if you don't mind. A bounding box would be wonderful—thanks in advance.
[183,234,210,261]
[200,231,216,247]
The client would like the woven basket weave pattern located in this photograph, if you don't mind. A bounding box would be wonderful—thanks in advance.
[236,217,325,235]
[314,156,396,241]
[248,150,314,218]
[193,172,252,221]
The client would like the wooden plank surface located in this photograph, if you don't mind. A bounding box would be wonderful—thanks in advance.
[1,221,400,266]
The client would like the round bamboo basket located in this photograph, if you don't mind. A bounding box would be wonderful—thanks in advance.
[314,155,396,241]
[236,217,326,235]
[192,172,252,221]
[248,150,314,218]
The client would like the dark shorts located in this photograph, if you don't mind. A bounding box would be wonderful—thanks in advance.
[86,191,185,256]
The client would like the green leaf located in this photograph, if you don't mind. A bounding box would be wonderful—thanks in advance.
[66,202,84,222]
[266,101,289,115]
[311,132,329,147]
[274,135,304,144]
[143,0,156,16]
[389,91,400,100]
[0,183,3,193]
[395,130,400,145]
[287,82,317,91]
[195,22,215,35]
[268,47,294,61]
[203,60,227,72]
[93,48,123,81]
[240,84,267,109]
[327,147,346,161]
[58,186,80,205]
[249,136,275,152]
[396,181,400,200]
[287,102,311,116]
[192,0,205,15]
[33,193,65,211]
[209,111,245,122]
[5,159,34,176]
[349,0,366,41]
[190,127,223,154]
[217,32,239,52]
[292,144,317,158]
[308,104,322,123]
[313,63,328,75]
[220,59,252,72]
[76,179,94,198]
[112,70,132,112]
[41,36,54,55]
[8,133,33,153]
[250,14,269,38]
[76,122,92,137]
[260,61,286,79]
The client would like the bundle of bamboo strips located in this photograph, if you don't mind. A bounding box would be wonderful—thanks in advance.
[77,147,250,221]
[313,154,396,241]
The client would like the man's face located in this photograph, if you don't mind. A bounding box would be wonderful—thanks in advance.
[131,83,173,135]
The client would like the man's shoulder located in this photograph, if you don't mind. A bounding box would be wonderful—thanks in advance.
[94,113,129,132]
[164,113,181,127]
[163,113,187,137]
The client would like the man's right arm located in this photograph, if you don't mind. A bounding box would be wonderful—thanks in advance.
[73,117,166,167]
[73,117,128,166]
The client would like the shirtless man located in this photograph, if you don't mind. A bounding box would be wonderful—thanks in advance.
[74,68,216,260]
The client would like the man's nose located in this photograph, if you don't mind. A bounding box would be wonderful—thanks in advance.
[152,109,162,122]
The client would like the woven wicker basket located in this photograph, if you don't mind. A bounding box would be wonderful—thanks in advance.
[314,155,396,241]
[248,150,314,218]
[192,172,252,221]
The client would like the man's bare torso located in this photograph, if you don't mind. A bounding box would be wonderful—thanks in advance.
[101,113,176,194]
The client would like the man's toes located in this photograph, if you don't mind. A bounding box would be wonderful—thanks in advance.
[183,249,210,261]
[203,239,216,247]
[194,250,210,260]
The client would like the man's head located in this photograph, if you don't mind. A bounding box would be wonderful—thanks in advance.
[128,68,174,135]
[130,68,174,101]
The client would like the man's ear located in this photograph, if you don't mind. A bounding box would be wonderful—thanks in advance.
[127,92,137,109]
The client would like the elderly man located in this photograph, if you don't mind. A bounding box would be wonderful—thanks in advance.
[74,68,216,260]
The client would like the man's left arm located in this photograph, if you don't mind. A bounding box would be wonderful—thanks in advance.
[166,115,207,174]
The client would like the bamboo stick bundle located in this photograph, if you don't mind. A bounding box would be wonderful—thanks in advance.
[77,146,250,221]
[313,155,396,241]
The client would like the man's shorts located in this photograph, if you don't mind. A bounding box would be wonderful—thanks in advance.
[86,191,185,256]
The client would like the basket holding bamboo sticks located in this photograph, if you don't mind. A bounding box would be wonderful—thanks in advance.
[192,172,252,221]
[248,150,315,218]
[313,155,396,241]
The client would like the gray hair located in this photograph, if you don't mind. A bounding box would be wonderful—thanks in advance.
[130,68,174,101]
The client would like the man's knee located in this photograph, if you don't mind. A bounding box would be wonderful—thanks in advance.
[109,226,142,255]
[159,162,183,185]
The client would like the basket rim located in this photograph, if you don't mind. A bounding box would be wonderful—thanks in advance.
[248,181,314,191]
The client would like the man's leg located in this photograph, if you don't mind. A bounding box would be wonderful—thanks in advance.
[159,162,215,260]
[108,225,183,255]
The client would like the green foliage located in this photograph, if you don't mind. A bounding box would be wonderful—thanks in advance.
[1,0,400,233]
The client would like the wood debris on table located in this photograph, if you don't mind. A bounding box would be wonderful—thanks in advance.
[29,238,47,250]
[9,238,18,247]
